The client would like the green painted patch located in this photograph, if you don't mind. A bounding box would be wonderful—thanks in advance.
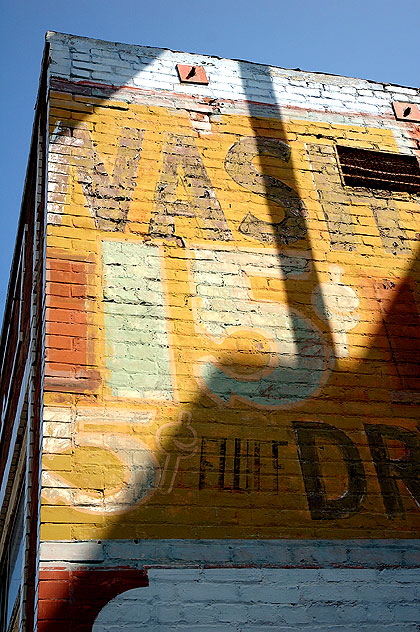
[102,241,173,400]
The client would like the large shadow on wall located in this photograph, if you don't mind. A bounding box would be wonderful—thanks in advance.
[43,43,420,631]
[45,47,334,543]
[365,241,420,400]
[360,241,420,524]
[99,59,336,542]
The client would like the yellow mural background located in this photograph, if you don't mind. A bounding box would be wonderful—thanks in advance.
[41,92,420,540]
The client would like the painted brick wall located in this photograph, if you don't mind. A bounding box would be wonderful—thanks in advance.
[39,32,420,631]
[93,568,420,631]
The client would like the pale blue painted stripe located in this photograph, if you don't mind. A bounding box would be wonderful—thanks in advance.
[40,539,420,569]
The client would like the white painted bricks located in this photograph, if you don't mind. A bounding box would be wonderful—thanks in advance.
[47,32,420,124]
[92,567,420,631]
[40,541,104,562]
[39,539,420,568]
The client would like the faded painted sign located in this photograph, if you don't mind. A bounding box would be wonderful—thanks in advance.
[42,92,420,540]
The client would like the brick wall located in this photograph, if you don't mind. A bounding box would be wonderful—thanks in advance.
[94,567,420,631]
[38,32,420,630]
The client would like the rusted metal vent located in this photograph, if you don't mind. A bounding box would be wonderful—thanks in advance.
[337,145,420,193]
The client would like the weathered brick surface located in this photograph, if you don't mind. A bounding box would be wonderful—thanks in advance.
[91,567,420,631]
[38,32,420,630]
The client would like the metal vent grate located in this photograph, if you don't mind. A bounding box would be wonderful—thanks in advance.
[337,145,420,193]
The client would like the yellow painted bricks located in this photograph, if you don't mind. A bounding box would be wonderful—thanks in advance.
[42,92,420,541]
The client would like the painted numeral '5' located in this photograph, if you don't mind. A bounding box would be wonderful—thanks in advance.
[191,248,333,408]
